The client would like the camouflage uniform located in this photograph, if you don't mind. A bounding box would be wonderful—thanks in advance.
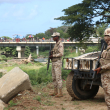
[51,40,64,89]
[100,45,110,110]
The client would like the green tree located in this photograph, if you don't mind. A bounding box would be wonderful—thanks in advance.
[1,36,12,39]
[45,27,56,39]
[12,48,17,57]
[33,34,37,39]
[24,46,31,57]
[55,0,110,41]
[55,29,70,39]
[4,47,12,54]
[56,25,68,32]
[44,26,70,39]
[4,47,17,56]
[33,26,71,40]
[35,33,46,39]
[95,24,108,38]
[55,26,71,39]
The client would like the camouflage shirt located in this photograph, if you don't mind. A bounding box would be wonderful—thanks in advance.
[100,45,110,69]
[52,40,64,58]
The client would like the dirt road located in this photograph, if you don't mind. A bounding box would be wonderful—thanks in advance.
[6,82,107,110]
[41,86,106,110]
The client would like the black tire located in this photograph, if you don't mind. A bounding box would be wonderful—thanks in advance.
[66,71,79,99]
[66,71,99,100]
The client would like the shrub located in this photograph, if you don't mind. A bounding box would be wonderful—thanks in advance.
[1,55,6,59]
[23,65,71,85]
[86,46,100,53]
[12,48,17,57]
[0,72,2,78]
[8,100,17,107]
[23,69,38,85]
[0,55,7,61]
[35,96,41,102]
[31,52,38,59]
[22,65,52,85]
[62,69,71,80]
[37,66,52,84]
[24,46,31,57]
[36,66,70,84]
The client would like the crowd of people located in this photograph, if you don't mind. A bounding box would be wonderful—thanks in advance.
[0,37,71,42]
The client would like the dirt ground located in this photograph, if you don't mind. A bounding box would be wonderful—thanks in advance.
[4,82,107,110]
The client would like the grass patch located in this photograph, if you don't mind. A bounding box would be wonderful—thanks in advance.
[41,92,49,98]
[39,50,48,58]
[66,52,79,58]
[8,100,17,107]
[62,108,66,110]
[42,100,55,106]
[1,60,71,86]
[36,105,44,110]
[73,101,79,105]
[36,65,52,84]
[4,100,17,110]
[31,107,37,110]
[0,72,2,78]
[33,96,41,102]
[75,106,82,110]
[64,48,79,58]
[85,45,100,53]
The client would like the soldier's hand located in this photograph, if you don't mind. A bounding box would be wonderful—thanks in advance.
[94,67,101,74]
[49,55,53,58]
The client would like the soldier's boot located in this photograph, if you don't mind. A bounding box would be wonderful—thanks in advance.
[55,88,63,98]
[49,88,58,96]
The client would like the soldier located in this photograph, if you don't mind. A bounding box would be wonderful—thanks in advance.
[94,28,110,110]
[49,32,64,98]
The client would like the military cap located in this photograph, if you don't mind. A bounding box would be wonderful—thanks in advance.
[51,32,60,37]
[104,28,110,36]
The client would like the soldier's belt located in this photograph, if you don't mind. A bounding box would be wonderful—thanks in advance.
[100,69,110,74]
[51,57,61,62]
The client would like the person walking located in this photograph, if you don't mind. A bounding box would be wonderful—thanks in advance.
[94,28,110,110]
[49,32,64,98]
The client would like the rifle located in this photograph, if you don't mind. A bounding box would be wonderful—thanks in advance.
[47,43,52,73]
[90,43,105,89]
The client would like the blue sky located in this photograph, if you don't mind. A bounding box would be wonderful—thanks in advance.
[0,0,83,38]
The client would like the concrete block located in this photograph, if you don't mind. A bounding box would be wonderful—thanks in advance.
[0,67,32,103]
[0,100,6,110]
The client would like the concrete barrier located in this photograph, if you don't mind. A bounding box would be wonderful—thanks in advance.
[0,100,6,110]
[0,67,32,103]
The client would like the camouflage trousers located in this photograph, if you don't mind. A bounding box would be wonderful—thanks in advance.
[101,72,110,110]
[52,60,62,89]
